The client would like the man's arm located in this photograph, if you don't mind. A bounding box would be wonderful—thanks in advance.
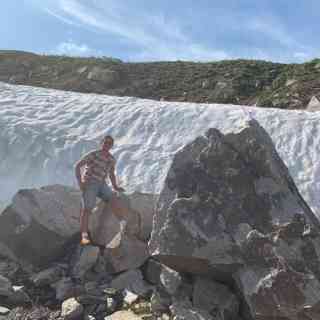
[74,159,86,189]
[109,164,125,192]
[74,151,94,190]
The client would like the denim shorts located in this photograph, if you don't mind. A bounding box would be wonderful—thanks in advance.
[82,180,113,210]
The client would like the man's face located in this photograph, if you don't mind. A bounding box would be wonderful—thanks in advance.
[102,138,113,151]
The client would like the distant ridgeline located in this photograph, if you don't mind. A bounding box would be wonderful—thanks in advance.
[0,50,320,110]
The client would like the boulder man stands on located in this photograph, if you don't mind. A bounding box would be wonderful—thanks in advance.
[75,135,127,245]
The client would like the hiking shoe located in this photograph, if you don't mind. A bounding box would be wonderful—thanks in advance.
[80,233,91,245]
[80,238,91,245]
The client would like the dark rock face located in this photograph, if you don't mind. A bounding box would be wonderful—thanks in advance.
[193,276,239,320]
[149,119,320,319]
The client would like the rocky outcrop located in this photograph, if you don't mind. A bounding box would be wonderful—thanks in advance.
[0,186,159,319]
[0,185,156,272]
[193,277,239,320]
[87,67,120,86]
[307,96,320,112]
[89,192,156,273]
[0,185,81,268]
[149,119,320,319]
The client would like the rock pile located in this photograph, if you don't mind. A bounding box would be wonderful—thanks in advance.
[0,188,158,319]
[149,119,320,320]
[2,119,320,320]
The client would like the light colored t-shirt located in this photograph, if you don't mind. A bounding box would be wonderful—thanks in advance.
[80,149,116,183]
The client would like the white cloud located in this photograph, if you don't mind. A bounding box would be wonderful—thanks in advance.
[40,1,319,63]
[44,8,80,27]
[41,0,229,61]
[56,40,100,56]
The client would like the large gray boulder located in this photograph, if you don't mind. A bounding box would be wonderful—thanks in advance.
[0,185,81,268]
[129,192,158,241]
[149,119,320,320]
[193,277,239,320]
[89,192,156,273]
[0,183,155,271]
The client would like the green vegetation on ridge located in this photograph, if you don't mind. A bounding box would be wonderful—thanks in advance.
[0,50,319,109]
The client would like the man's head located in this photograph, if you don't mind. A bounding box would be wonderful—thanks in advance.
[101,135,114,152]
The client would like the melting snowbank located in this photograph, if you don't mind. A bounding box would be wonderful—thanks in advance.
[1,82,320,216]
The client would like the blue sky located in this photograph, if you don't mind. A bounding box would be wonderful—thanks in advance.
[1,0,319,63]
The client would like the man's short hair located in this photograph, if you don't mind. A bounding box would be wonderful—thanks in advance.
[102,135,114,146]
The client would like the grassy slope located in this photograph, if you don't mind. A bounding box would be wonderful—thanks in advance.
[0,50,320,109]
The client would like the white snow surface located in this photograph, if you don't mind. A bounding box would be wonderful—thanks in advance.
[1,82,320,217]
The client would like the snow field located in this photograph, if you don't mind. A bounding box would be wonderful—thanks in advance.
[1,82,320,217]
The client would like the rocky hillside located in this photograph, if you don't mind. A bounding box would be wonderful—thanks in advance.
[1,50,320,109]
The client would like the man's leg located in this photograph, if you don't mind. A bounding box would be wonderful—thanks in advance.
[80,208,91,236]
[80,183,97,245]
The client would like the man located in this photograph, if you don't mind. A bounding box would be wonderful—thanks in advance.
[75,135,126,245]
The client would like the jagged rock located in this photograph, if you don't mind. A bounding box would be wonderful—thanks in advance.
[123,289,139,305]
[78,293,117,316]
[90,194,151,273]
[84,281,103,295]
[170,298,214,320]
[92,253,108,274]
[0,306,10,316]
[77,293,108,305]
[131,301,152,314]
[90,193,142,244]
[209,81,236,103]
[143,258,163,285]
[0,306,10,313]
[307,96,320,112]
[0,259,19,280]
[160,265,182,295]
[193,277,239,320]
[0,185,81,268]
[149,119,320,320]
[72,246,100,280]
[105,310,149,320]
[236,219,320,320]
[103,234,149,274]
[7,286,30,305]
[51,277,78,301]
[95,297,118,315]
[161,314,170,320]
[77,66,88,74]
[61,297,84,320]
[0,275,12,296]
[31,265,65,286]
[110,269,152,297]
[128,192,158,241]
[87,67,119,85]
[150,288,171,314]
[6,305,61,320]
